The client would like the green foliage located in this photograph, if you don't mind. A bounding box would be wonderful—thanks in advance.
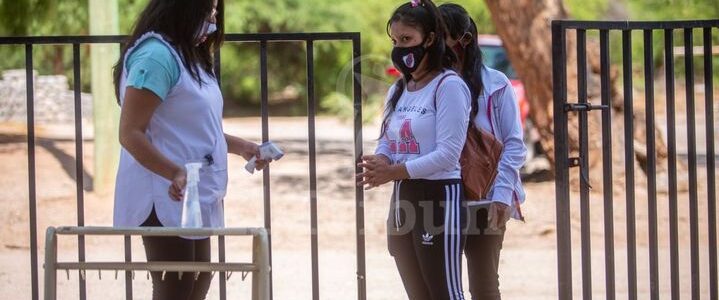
[0,0,87,36]
[562,0,719,84]
[218,0,492,118]
[0,0,493,120]
[628,1,719,82]
[0,0,91,90]
[627,0,719,21]
[564,0,719,21]
[565,0,609,20]
[0,0,715,118]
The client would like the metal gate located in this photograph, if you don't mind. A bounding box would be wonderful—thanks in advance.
[0,32,366,300]
[553,20,718,299]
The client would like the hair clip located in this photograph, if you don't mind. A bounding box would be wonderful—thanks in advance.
[410,0,421,8]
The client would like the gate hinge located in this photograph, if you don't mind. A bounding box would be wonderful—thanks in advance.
[564,103,609,112]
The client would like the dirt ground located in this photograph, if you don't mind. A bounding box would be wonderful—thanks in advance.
[0,115,716,299]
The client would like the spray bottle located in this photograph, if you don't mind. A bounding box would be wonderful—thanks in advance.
[181,162,203,228]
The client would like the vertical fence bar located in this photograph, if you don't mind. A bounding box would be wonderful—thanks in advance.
[642,30,660,300]
[306,40,320,300]
[599,29,616,300]
[214,49,222,84]
[25,43,39,300]
[1,32,376,300]
[213,46,228,300]
[72,43,88,300]
[218,235,227,300]
[576,28,592,300]
[684,28,700,300]
[352,35,367,300]
[124,235,133,300]
[260,40,274,300]
[123,40,134,299]
[43,228,57,300]
[664,28,680,300]
[622,29,638,300]
[703,26,718,300]
[552,21,573,300]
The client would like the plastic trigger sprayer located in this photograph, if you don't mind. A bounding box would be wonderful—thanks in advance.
[181,162,203,228]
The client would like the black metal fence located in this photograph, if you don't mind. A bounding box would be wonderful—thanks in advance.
[553,20,718,299]
[0,32,366,300]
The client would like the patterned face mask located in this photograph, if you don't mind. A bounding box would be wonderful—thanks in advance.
[391,40,427,79]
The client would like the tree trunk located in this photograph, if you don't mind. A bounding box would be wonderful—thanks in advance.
[484,0,669,189]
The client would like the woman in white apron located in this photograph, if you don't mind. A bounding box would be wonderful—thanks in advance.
[112,0,268,299]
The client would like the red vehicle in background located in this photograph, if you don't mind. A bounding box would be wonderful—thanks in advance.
[477,35,530,129]
[477,35,542,163]
[386,35,542,165]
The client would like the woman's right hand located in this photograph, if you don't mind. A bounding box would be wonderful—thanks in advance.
[168,167,187,201]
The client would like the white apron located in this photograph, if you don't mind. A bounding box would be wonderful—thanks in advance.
[114,32,228,232]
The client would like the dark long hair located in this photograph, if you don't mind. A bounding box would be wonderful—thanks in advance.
[380,0,455,138]
[439,3,483,120]
[112,0,225,104]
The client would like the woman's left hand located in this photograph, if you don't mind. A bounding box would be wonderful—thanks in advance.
[357,155,407,189]
[253,155,271,171]
[239,141,259,161]
[225,134,272,171]
[241,142,271,171]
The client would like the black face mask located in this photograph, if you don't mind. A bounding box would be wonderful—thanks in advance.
[391,41,427,79]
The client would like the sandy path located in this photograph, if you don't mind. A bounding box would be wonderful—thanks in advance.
[0,117,715,299]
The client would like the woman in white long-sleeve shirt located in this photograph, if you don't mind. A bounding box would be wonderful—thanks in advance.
[357,1,470,299]
[439,4,527,300]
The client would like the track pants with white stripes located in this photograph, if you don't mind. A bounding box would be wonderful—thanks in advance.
[387,179,467,300]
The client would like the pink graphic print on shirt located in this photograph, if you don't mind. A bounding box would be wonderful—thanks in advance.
[389,119,420,154]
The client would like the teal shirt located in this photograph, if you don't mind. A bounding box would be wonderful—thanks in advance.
[125,38,180,101]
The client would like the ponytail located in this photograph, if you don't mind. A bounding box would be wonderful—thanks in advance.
[439,3,484,120]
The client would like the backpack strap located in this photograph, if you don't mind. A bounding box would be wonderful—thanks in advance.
[432,73,460,110]
[487,94,495,136]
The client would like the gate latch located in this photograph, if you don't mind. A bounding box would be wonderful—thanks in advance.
[568,157,581,168]
[564,103,609,112]
[568,156,593,190]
